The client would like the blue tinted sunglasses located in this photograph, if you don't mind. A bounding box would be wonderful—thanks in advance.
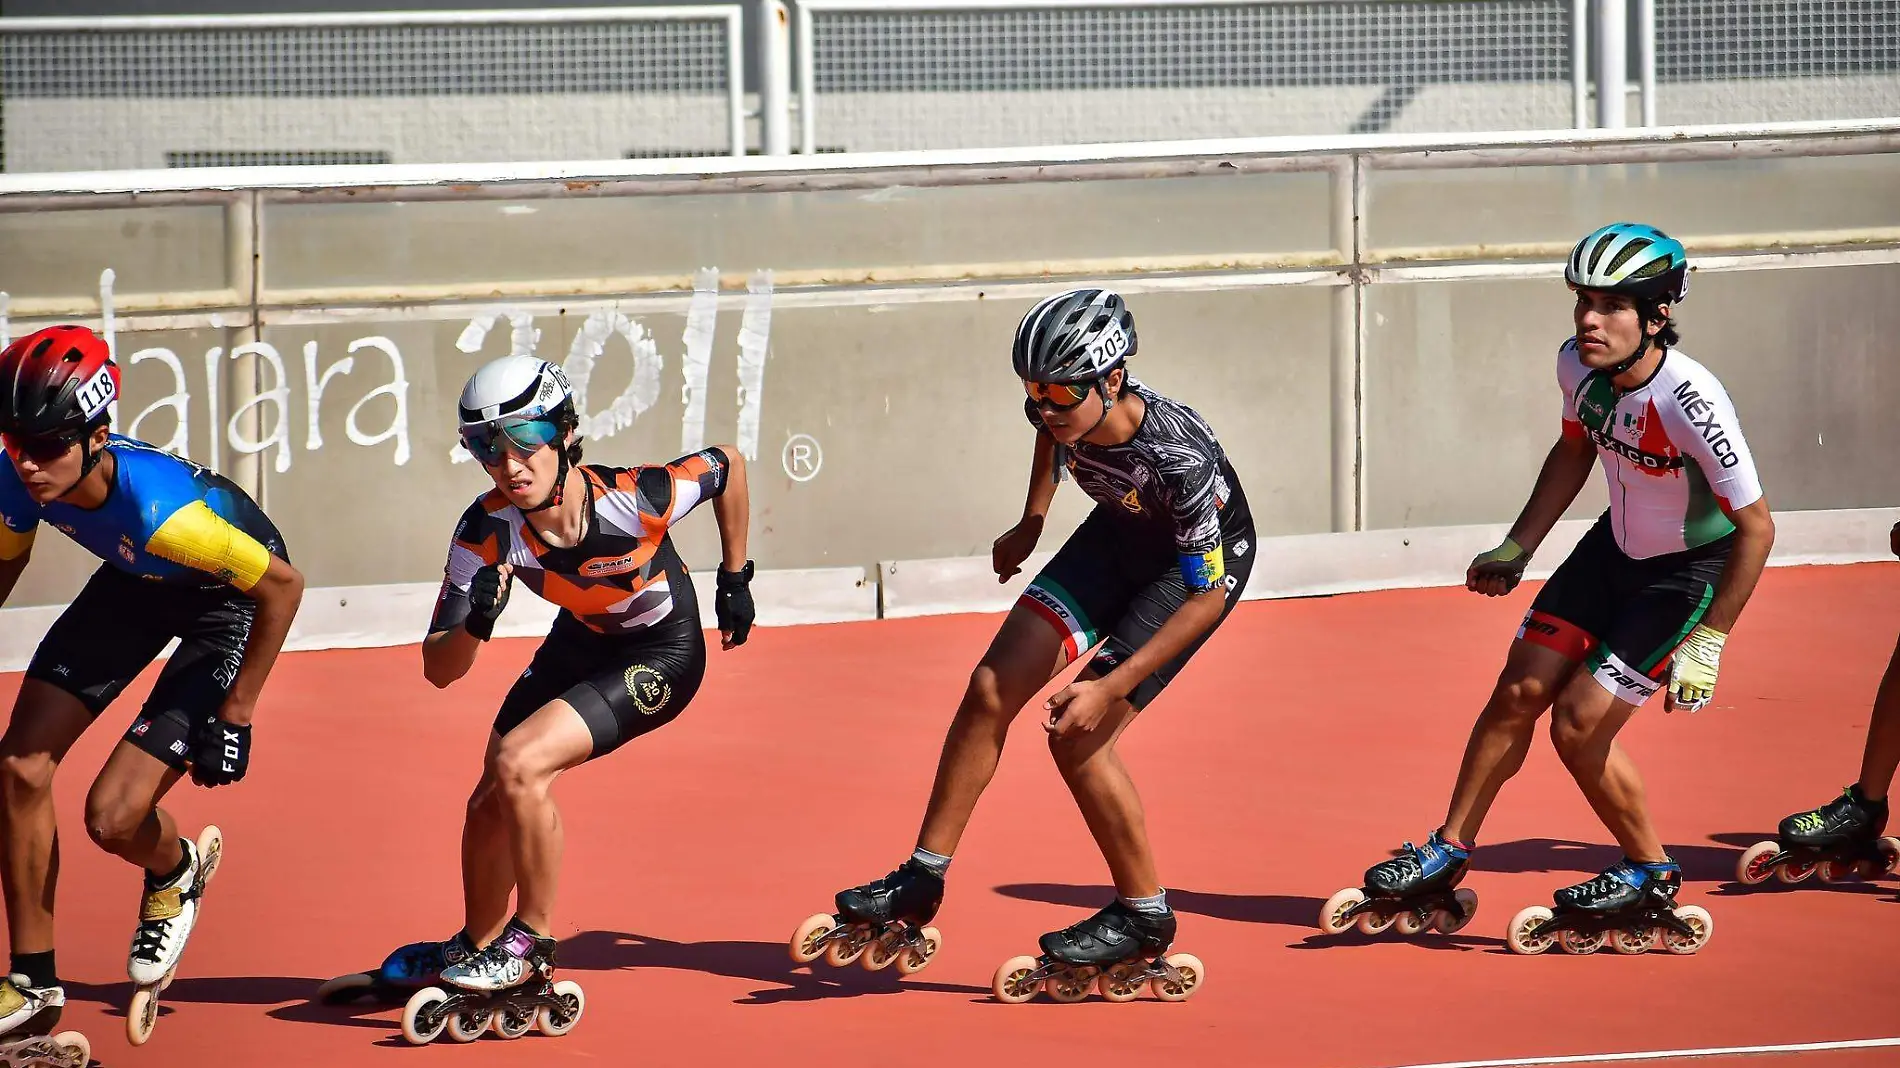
[460,417,563,466]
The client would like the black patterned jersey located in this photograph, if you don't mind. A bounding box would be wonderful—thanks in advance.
[1025,377,1252,591]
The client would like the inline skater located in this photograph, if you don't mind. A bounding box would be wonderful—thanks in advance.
[1323,223,1776,956]
[0,325,305,1049]
[319,354,756,1043]
[793,289,1252,1003]
[1736,519,1900,887]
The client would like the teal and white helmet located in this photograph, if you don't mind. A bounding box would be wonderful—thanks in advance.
[1565,222,1689,304]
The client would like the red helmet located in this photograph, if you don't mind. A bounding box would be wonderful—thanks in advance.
[0,325,120,438]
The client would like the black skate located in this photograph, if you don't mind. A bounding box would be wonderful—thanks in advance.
[992,900,1203,1004]
[400,928,583,1044]
[790,859,944,974]
[1322,830,1479,937]
[1507,858,1713,956]
[1737,785,1899,887]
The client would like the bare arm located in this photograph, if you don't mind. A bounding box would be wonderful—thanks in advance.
[218,554,306,725]
[1700,497,1775,634]
[422,620,483,689]
[1507,432,1598,555]
[1023,430,1060,523]
[994,432,1060,582]
[1094,585,1224,701]
[710,444,750,573]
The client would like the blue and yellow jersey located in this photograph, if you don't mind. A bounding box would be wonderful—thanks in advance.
[0,435,287,592]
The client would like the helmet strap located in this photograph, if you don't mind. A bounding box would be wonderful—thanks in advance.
[1609,305,1667,379]
[52,429,104,502]
[525,445,570,514]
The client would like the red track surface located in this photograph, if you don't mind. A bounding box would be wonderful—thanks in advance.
[6,562,1899,1067]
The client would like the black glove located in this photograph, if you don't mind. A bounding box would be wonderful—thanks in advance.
[191,718,251,787]
[465,563,511,641]
[715,560,756,647]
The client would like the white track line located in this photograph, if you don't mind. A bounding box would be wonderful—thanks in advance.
[1380,1037,1900,1068]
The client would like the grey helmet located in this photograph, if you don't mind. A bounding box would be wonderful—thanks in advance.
[1012,289,1137,384]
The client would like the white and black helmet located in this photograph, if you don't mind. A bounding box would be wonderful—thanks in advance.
[457,355,577,432]
[1012,289,1137,384]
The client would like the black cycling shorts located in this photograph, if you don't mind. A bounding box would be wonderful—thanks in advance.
[1518,516,1731,706]
[1017,503,1256,710]
[494,613,706,759]
[23,564,256,771]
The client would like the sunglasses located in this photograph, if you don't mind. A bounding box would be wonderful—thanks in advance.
[1024,380,1094,412]
[460,417,564,466]
[1,431,80,463]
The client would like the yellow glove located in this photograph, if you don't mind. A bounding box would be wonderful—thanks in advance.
[1667,624,1727,712]
[1467,536,1530,596]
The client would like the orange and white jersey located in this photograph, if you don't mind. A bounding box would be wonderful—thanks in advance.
[430,448,731,636]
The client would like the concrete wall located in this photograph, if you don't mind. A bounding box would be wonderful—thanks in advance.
[2,132,1896,616]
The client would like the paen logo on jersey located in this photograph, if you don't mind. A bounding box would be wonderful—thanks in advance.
[581,552,642,577]
[74,365,117,420]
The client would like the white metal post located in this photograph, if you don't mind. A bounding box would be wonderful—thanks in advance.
[760,0,793,154]
[1572,0,1590,128]
[725,10,747,156]
[796,3,817,154]
[1637,0,1657,127]
[1594,0,1628,128]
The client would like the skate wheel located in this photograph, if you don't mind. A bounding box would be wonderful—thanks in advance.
[1662,905,1713,955]
[492,1002,536,1040]
[447,1007,491,1043]
[1355,908,1396,935]
[1877,838,1900,877]
[316,971,376,1003]
[1434,888,1480,935]
[1394,909,1430,936]
[1099,962,1147,1002]
[824,927,867,967]
[1818,858,1855,883]
[195,824,225,887]
[1558,929,1607,955]
[1736,841,1779,886]
[896,926,941,975]
[1152,953,1203,1002]
[790,913,837,965]
[537,979,585,1036]
[1776,857,1816,884]
[127,984,161,1046]
[992,955,1042,1004]
[401,987,451,1045]
[1610,927,1654,955]
[1506,906,1557,955]
[1318,887,1365,934]
[861,929,902,971]
[1046,966,1095,1002]
[52,1030,90,1068]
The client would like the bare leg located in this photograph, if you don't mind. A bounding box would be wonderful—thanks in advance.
[1046,681,1156,898]
[0,682,94,958]
[1547,674,1664,862]
[1856,633,1900,803]
[1441,642,1579,844]
[489,702,594,936]
[461,732,516,947]
[914,607,1070,857]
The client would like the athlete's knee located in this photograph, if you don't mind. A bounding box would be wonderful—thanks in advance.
[1489,669,1557,719]
[83,789,147,850]
[489,738,551,806]
[1547,693,1608,766]
[0,751,56,806]
[958,664,1020,725]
